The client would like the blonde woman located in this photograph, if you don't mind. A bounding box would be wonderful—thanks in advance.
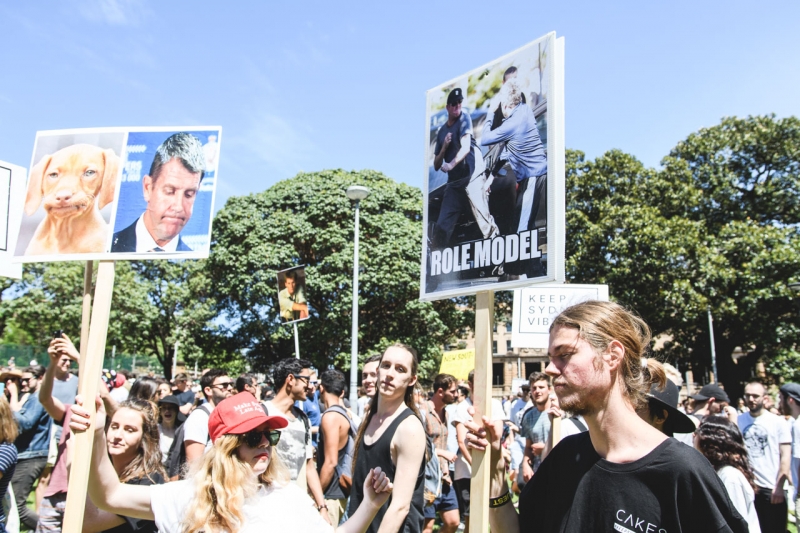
[70,392,393,533]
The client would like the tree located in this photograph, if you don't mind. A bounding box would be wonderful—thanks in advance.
[205,169,469,379]
[564,115,800,398]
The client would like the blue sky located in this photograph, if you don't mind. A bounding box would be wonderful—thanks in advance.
[1,1,798,211]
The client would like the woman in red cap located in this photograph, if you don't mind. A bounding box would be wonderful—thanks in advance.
[70,391,393,533]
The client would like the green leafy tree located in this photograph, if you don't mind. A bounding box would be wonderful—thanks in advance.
[206,169,469,379]
[565,115,800,398]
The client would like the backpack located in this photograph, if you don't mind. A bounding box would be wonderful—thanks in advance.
[422,402,443,505]
[166,403,211,479]
[323,404,358,496]
[423,434,442,505]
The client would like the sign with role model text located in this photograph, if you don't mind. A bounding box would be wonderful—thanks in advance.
[420,32,565,301]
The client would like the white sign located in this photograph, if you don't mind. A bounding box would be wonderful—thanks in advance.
[511,284,609,348]
[0,160,27,279]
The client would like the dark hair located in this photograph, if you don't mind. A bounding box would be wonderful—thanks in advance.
[503,66,518,81]
[174,373,189,383]
[528,372,550,385]
[458,385,470,398]
[354,344,421,468]
[236,373,257,393]
[148,132,205,184]
[321,369,346,397]
[695,415,756,490]
[363,354,382,367]
[129,376,159,402]
[432,373,457,394]
[200,369,229,400]
[24,365,46,379]
[273,358,313,390]
[285,270,298,282]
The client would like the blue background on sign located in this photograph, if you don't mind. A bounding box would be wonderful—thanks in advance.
[112,130,219,248]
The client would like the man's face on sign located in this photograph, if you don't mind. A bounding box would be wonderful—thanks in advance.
[285,277,296,295]
[142,158,201,246]
[446,101,462,121]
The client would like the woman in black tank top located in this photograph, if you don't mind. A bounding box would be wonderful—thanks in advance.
[347,344,427,533]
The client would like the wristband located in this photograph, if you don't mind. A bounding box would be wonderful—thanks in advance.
[489,491,511,508]
[317,504,328,511]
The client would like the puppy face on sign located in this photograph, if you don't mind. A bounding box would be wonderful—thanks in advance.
[26,143,118,217]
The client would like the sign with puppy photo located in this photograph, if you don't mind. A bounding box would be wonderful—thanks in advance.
[14,126,221,261]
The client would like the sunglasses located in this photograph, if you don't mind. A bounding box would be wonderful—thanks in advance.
[212,381,235,390]
[292,374,311,383]
[241,429,281,448]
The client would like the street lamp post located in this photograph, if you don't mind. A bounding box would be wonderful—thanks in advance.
[346,185,370,407]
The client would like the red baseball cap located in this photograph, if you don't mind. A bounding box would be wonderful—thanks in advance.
[207,392,288,443]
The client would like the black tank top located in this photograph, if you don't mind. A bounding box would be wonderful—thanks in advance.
[346,407,425,533]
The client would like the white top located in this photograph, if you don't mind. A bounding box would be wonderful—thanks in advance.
[151,479,333,533]
[183,404,214,451]
[135,215,180,253]
[109,386,129,403]
[716,466,760,533]
[451,397,506,480]
[158,425,175,465]
[264,401,312,481]
[738,410,791,489]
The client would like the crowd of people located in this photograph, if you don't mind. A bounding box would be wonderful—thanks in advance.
[0,300,798,532]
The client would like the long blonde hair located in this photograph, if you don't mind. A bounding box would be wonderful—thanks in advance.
[181,434,290,533]
[0,396,18,444]
[551,300,652,410]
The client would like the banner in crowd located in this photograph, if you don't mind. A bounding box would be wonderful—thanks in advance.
[277,265,311,324]
[14,126,221,262]
[0,160,26,279]
[511,284,609,348]
[439,348,474,381]
[420,32,565,301]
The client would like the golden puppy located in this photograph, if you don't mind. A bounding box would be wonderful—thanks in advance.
[24,144,119,255]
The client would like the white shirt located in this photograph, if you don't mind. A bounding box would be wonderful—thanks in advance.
[451,397,506,480]
[791,416,800,499]
[738,410,791,489]
[158,424,175,465]
[151,479,332,533]
[717,466,761,533]
[264,401,312,482]
[183,403,214,451]
[135,215,180,253]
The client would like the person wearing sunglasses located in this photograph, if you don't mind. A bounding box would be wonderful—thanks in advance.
[70,392,394,532]
[183,369,234,465]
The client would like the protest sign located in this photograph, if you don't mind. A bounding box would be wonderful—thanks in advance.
[15,126,220,262]
[511,284,609,348]
[277,265,311,325]
[0,160,26,279]
[420,32,565,301]
[438,348,474,381]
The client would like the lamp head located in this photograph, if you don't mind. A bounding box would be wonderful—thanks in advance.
[346,185,370,201]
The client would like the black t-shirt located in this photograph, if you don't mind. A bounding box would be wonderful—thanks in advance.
[103,473,164,533]
[518,432,748,533]
[175,390,196,406]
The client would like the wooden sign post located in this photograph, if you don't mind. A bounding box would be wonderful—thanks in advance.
[469,291,494,533]
[62,260,116,532]
[77,261,94,389]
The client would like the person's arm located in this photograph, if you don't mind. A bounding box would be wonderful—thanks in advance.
[481,108,516,146]
[433,133,451,171]
[319,412,345,492]
[68,395,155,521]
[81,497,126,532]
[772,442,791,504]
[6,380,20,411]
[455,421,472,466]
[183,408,208,464]
[376,416,427,533]
[13,392,45,433]
[464,415,520,533]
[179,402,193,415]
[441,134,472,173]
[184,441,205,464]
[40,358,66,422]
[305,459,331,524]
[337,468,392,533]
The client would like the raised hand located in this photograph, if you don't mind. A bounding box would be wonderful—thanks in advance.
[69,394,106,435]
[362,467,393,509]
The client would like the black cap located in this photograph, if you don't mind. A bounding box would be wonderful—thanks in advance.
[648,380,698,434]
[447,88,464,106]
[780,383,800,404]
[689,384,730,403]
